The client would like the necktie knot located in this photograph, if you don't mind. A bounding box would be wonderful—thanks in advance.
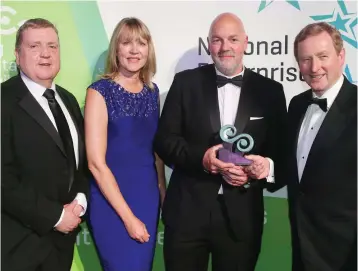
[43,88,55,101]
[217,75,243,88]
[309,97,327,112]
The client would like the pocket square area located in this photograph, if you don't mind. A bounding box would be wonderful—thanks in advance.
[250,117,264,120]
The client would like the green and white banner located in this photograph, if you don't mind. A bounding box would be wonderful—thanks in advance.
[1,1,356,270]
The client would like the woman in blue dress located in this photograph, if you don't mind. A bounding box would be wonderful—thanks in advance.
[84,17,166,271]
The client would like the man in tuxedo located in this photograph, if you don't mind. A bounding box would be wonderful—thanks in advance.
[286,22,357,271]
[1,18,89,271]
[154,13,287,271]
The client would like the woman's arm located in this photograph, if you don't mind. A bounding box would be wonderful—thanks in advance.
[85,88,149,243]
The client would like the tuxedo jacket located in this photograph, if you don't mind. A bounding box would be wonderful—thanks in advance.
[286,77,357,271]
[1,75,89,270]
[154,64,287,242]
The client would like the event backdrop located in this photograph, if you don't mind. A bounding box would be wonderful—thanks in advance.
[1,1,357,270]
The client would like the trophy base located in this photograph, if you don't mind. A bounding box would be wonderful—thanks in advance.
[218,148,253,166]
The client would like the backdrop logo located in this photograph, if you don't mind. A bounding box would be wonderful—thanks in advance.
[0,5,27,82]
[310,0,357,49]
[0,6,26,35]
[344,65,357,84]
[258,0,300,13]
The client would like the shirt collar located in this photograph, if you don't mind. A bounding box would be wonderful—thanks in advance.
[215,66,245,79]
[20,71,56,100]
[312,74,344,110]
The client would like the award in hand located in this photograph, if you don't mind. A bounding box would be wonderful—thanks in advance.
[217,125,254,166]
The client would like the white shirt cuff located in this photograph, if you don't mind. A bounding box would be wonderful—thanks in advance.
[53,193,87,228]
[54,209,64,227]
[75,193,87,217]
[266,157,275,183]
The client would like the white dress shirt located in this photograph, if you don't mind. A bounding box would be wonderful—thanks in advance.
[21,72,87,226]
[216,68,275,194]
[296,75,344,181]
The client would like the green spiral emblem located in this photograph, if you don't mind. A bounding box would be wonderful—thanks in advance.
[219,124,254,153]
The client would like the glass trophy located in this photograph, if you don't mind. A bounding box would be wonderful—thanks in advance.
[218,125,254,166]
[217,125,254,188]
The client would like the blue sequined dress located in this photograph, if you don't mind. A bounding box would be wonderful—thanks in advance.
[87,79,160,271]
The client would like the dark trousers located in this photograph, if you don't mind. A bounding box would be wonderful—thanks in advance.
[292,233,357,271]
[164,195,260,271]
[36,245,74,271]
[7,245,75,271]
[341,238,357,271]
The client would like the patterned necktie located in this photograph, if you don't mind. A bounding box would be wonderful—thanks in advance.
[43,88,76,191]
[216,75,243,88]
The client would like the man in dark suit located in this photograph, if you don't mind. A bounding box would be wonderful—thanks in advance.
[1,18,89,271]
[286,22,357,271]
[154,13,287,271]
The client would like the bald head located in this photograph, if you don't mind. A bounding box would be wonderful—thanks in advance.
[208,13,248,76]
[209,13,246,39]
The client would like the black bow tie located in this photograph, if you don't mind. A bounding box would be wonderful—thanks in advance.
[216,75,243,88]
[309,97,327,112]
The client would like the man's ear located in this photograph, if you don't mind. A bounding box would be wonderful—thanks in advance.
[338,48,345,67]
[15,49,20,65]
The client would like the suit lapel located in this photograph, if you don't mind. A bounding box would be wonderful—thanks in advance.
[292,92,311,161]
[301,78,354,182]
[56,87,85,168]
[16,77,66,156]
[233,69,254,135]
[287,92,311,185]
[203,65,221,133]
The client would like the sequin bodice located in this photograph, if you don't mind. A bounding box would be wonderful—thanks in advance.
[89,79,158,120]
[88,78,159,166]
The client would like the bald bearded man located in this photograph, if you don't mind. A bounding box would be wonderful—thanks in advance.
[154,13,287,271]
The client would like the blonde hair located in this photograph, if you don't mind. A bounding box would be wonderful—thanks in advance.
[294,22,343,61]
[16,18,58,51]
[102,17,156,89]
